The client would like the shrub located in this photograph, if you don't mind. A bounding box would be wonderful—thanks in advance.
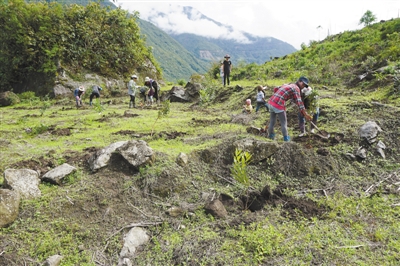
[0,91,20,106]
[177,79,186,86]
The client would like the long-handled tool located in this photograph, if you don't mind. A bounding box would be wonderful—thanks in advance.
[310,121,330,138]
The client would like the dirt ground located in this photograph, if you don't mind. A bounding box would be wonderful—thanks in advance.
[1,100,399,265]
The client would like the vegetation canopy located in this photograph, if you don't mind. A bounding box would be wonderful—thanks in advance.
[0,0,161,94]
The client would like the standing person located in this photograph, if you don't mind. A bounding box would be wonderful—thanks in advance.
[74,86,85,107]
[128,75,139,108]
[267,76,312,142]
[298,86,320,136]
[255,85,269,112]
[148,85,154,105]
[222,54,232,86]
[89,85,103,106]
[220,61,224,85]
[144,77,160,104]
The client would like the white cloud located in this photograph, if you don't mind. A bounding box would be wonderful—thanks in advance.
[117,0,400,49]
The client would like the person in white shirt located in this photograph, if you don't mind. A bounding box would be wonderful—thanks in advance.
[128,75,139,108]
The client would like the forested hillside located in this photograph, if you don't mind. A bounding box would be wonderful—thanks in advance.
[171,32,297,65]
[0,0,160,94]
[137,19,210,82]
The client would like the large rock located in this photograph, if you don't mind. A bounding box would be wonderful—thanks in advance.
[0,189,21,228]
[116,140,155,169]
[204,199,227,218]
[3,169,41,199]
[41,163,77,185]
[162,82,202,102]
[119,227,149,263]
[233,138,280,163]
[53,84,71,98]
[88,141,128,171]
[358,121,382,144]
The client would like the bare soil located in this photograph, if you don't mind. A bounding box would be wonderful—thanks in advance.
[1,101,399,265]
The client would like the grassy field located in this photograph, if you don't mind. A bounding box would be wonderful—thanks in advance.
[0,79,399,265]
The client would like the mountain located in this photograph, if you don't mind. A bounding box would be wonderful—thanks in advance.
[170,33,297,65]
[23,1,297,81]
[137,19,210,82]
[145,6,297,66]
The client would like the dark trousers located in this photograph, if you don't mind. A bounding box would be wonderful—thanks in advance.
[129,95,135,104]
[90,92,100,102]
[223,72,230,86]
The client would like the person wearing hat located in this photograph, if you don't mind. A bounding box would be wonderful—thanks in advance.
[222,54,232,86]
[89,85,103,106]
[74,86,85,107]
[128,75,139,108]
[266,76,312,142]
[144,77,160,105]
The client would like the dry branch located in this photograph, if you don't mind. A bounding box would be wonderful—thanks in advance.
[335,243,382,249]
[297,187,332,196]
[365,172,397,194]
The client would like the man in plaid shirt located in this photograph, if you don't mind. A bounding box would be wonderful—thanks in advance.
[267,76,312,142]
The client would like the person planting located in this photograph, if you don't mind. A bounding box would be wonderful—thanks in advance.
[267,76,312,142]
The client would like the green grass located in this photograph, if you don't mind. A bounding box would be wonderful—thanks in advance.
[1,77,399,266]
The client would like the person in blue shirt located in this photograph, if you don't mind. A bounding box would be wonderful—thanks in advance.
[74,86,85,107]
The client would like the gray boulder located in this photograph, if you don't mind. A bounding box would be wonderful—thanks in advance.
[176,152,188,167]
[233,138,280,163]
[118,227,149,264]
[162,82,202,102]
[53,84,71,98]
[3,169,41,199]
[116,140,155,169]
[88,141,128,171]
[0,189,21,228]
[358,121,382,144]
[41,163,77,185]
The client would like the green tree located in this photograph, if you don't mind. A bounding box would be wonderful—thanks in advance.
[359,10,377,27]
[0,0,161,94]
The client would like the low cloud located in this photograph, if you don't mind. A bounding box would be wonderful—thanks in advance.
[139,5,254,43]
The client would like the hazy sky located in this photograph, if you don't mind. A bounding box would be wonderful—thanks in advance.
[116,0,400,49]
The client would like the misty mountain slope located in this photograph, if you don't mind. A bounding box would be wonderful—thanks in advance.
[147,5,297,65]
[171,33,297,65]
[137,19,210,82]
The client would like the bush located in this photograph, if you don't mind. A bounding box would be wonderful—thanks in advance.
[0,91,20,106]
[177,79,186,86]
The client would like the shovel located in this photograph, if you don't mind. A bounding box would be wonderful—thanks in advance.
[310,121,330,138]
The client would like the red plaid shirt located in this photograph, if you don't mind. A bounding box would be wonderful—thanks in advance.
[268,83,305,111]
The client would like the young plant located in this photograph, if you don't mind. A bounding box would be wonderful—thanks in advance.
[151,100,170,136]
[39,95,51,116]
[231,148,252,187]
[92,99,105,113]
